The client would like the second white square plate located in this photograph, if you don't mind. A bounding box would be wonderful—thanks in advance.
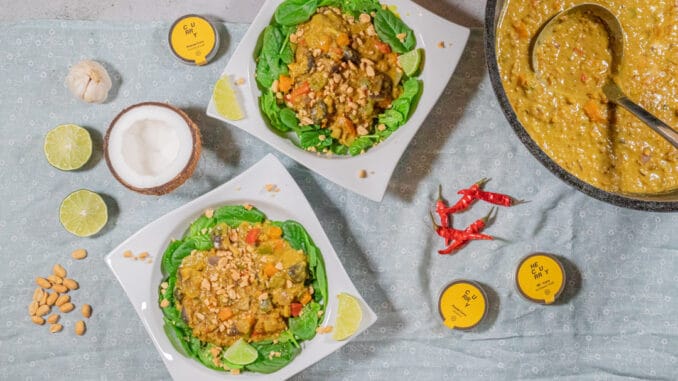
[207,0,469,201]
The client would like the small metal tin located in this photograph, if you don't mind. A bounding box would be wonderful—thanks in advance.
[515,253,566,304]
[438,280,488,330]
[168,14,219,66]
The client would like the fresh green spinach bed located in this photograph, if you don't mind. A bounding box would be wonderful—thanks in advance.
[256,0,423,156]
[158,205,328,374]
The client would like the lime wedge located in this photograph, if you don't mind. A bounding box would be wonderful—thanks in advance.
[332,293,363,341]
[44,124,92,171]
[213,76,244,121]
[398,48,423,77]
[223,338,258,365]
[59,189,108,237]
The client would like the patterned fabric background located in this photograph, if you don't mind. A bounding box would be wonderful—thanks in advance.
[0,21,676,380]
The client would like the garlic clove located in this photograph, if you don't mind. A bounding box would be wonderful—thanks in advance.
[65,60,112,104]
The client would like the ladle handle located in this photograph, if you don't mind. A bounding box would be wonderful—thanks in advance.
[614,96,678,149]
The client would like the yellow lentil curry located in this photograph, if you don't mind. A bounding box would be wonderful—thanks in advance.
[175,221,313,347]
[497,0,678,193]
[281,7,402,146]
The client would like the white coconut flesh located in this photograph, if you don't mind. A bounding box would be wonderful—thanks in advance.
[107,105,194,189]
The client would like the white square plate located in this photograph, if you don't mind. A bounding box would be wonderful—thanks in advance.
[207,0,469,201]
[105,154,377,380]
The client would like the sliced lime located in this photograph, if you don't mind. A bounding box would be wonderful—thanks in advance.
[223,338,258,365]
[44,124,92,171]
[213,76,244,121]
[398,48,423,77]
[332,293,363,341]
[59,189,108,237]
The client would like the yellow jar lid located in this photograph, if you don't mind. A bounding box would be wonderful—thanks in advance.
[516,253,565,304]
[169,15,218,65]
[438,280,488,330]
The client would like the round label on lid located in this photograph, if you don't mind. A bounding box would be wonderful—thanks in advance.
[169,15,218,65]
[516,253,565,304]
[438,280,487,330]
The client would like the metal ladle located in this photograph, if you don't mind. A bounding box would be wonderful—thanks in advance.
[530,3,678,149]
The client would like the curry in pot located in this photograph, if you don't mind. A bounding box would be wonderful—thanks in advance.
[497,0,678,193]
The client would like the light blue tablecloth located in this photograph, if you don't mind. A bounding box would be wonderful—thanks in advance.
[0,20,676,380]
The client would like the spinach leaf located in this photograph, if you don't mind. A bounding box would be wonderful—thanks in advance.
[349,136,376,156]
[256,26,289,88]
[279,220,328,305]
[318,0,342,7]
[401,77,421,100]
[378,109,405,129]
[160,239,183,276]
[163,317,192,357]
[289,302,321,340]
[246,339,301,374]
[275,0,318,26]
[299,130,333,150]
[340,0,380,15]
[197,343,226,371]
[374,8,416,53]
[214,205,266,227]
[279,107,300,131]
[260,90,287,132]
[331,143,349,155]
[186,215,216,238]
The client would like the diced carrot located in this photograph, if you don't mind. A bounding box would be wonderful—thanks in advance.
[336,32,350,47]
[580,73,589,83]
[512,21,529,38]
[268,225,283,239]
[573,47,584,56]
[264,262,278,277]
[245,228,260,245]
[290,81,311,102]
[218,307,233,321]
[278,75,294,93]
[375,41,391,54]
[290,302,303,317]
[300,292,312,305]
[584,99,606,123]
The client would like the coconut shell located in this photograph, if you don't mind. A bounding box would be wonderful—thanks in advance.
[103,102,202,195]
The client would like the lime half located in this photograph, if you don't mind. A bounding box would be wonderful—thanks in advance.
[213,76,244,121]
[44,124,92,170]
[224,338,258,365]
[398,48,423,77]
[332,293,363,341]
[59,189,108,237]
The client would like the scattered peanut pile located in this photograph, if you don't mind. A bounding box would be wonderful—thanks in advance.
[28,248,91,335]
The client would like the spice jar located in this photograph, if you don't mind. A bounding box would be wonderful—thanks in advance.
[168,15,219,65]
[438,280,488,330]
[515,253,565,304]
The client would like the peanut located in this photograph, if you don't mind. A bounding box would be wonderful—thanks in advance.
[31,316,45,325]
[28,301,39,316]
[40,291,48,305]
[55,294,70,307]
[53,264,67,278]
[36,277,52,289]
[36,304,50,316]
[52,284,68,293]
[47,274,63,285]
[71,248,87,260]
[49,324,63,333]
[32,287,44,302]
[46,292,58,306]
[81,304,92,318]
[59,302,75,313]
[47,314,60,324]
[159,299,169,308]
[63,279,79,290]
[75,320,86,336]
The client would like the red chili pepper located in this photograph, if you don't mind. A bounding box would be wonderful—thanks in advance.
[443,178,489,213]
[245,228,260,245]
[437,208,496,255]
[290,302,303,317]
[436,185,450,228]
[458,188,513,207]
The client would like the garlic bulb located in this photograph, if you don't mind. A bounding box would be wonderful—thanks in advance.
[65,60,112,103]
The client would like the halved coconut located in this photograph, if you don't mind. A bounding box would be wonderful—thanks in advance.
[104,102,201,195]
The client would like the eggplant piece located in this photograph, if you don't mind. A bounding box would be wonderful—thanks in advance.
[310,102,328,124]
[287,262,307,283]
[342,47,360,65]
